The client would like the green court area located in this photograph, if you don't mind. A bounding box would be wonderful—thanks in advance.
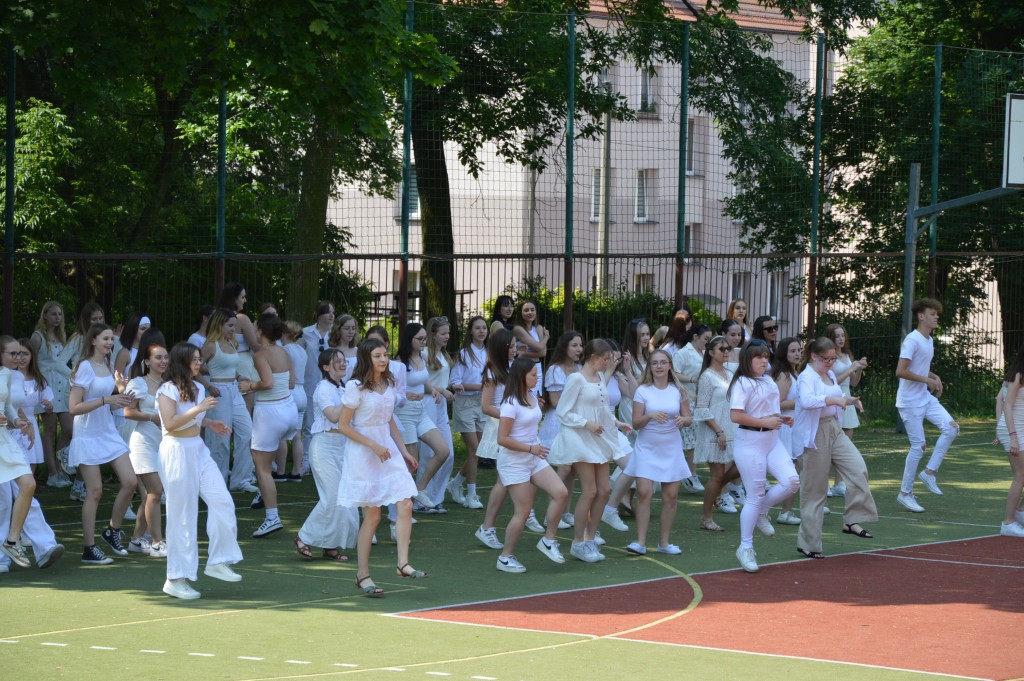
[2,423,1019,681]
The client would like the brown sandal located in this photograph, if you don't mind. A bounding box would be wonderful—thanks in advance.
[356,575,384,597]
[293,536,313,560]
[396,563,428,579]
[700,518,725,532]
[323,548,349,562]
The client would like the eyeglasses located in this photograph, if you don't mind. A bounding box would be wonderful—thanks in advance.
[816,356,837,364]
[762,326,777,332]
[190,357,203,364]
[649,361,671,367]
[4,351,28,358]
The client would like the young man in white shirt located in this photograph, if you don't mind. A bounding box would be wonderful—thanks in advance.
[894,298,959,512]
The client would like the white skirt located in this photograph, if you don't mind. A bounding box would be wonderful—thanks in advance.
[129,422,162,474]
[476,415,500,460]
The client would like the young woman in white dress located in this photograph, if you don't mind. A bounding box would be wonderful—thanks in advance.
[512,300,549,397]
[694,336,741,531]
[68,324,138,565]
[280,321,308,480]
[218,283,261,415]
[248,314,299,538]
[658,309,690,356]
[124,331,169,557]
[420,317,455,510]
[393,323,451,510]
[673,323,712,494]
[28,301,73,487]
[336,339,425,597]
[0,336,37,569]
[726,298,753,346]
[62,304,107,502]
[15,338,53,477]
[995,342,1024,537]
[601,340,637,532]
[773,337,804,526]
[625,349,691,556]
[294,348,359,560]
[824,323,868,497]
[330,314,360,377]
[538,331,582,531]
[548,339,630,563]
[473,329,518,549]
[494,357,570,573]
[157,342,241,600]
[729,342,799,573]
[447,316,488,509]
[717,319,746,506]
[201,308,256,494]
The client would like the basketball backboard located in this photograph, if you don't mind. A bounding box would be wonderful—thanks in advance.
[1004,93,1024,188]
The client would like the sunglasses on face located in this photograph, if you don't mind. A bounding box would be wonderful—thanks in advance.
[762,326,777,332]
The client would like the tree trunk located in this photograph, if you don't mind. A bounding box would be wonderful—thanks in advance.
[995,261,1024,366]
[288,117,337,324]
[410,108,456,329]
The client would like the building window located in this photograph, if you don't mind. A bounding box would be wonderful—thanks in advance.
[768,271,787,318]
[590,167,602,221]
[686,119,696,174]
[635,169,654,222]
[633,273,654,292]
[731,271,751,303]
[639,67,657,113]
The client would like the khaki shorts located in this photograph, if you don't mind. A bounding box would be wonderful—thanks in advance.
[452,393,485,433]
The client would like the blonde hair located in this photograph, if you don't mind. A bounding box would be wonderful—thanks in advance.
[283,320,303,343]
[425,317,453,371]
[329,314,359,349]
[638,349,686,396]
[34,301,67,345]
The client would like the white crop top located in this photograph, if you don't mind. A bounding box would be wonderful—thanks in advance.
[157,381,207,435]
[256,371,291,401]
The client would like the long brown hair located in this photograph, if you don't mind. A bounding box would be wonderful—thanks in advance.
[502,356,538,408]
[350,339,395,392]
[72,323,113,376]
[824,323,855,359]
[166,342,200,403]
[17,337,46,387]
[483,329,514,387]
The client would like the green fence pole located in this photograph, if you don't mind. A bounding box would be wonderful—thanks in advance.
[563,9,575,332]
[4,42,16,334]
[806,33,825,336]
[674,23,690,309]
[927,42,941,297]
[399,0,414,330]
[215,83,226,296]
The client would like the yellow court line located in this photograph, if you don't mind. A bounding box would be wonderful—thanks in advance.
[232,558,704,681]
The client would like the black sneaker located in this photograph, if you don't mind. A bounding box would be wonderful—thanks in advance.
[100,527,128,556]
[271,473,287,483]
[250,492,264,509]
[285,473,302,483]
[81,544,114,565]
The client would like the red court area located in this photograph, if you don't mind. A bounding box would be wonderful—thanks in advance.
[401,537,1024,680]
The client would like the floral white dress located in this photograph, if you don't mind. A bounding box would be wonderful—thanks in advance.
[33,331,73,413]
[335,381,418,508]
[693,369,735,464]
[833,355,861,429]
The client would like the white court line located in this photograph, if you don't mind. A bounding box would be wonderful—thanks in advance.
[40,642,67,647]
[238,656,265,661]
[284,660,312,665]
[605,637,995,681]
[188,652,215,657]
[470,677,497,680]
[90,646,116,650]
[332,663,359,667]
[0,640,18,644]
[140,649,165,654]
[425,673,451,677]
[867,553,1024,569]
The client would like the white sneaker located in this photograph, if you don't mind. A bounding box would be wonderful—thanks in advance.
[389,523,397,542]
[727,483,747,506]
[656,543,682,555]
[163,578,201,600]
[464,493,484,510]
[475,525,504,550]
[601,508,628,531]
[592,531,606,546]
[716,494,738,514]
[36,544,64,569]
[590,540,606,561]
[413,489,434,509]
[776,511,801,525]
[570,541,600,564]
[69,482,87,503]
[755,514,776,537]
[204,562,242,582]
[0,541,31,568]
[823,505,832,515]
[127,538,152,554]
[1000,521,1024,538]
[536,537,565,564]
[123,505,137,521]
[149,540,168,558]
[829,481,847,497]
[496,554,527,573]
[559,512,575,529]
[681,476,704,494]
[252,517,283,537]
[736,545,759,573]
[897,492,926,513]
[46,472,72,488]
[446,478,466,506]
[918,470,943,495]
[524,510,545,533]
[58,446,76,475]
[1016,509,1024,525]
[626,541,646,555]
[232,482,259,493]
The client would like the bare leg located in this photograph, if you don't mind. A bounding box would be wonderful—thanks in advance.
[658,481,680,547]
[356,506,381,579]
[252,450,278,511]
[634,477,653,547]
[107,454,138,528]
[6,474,35,541]
[501,483,537,558]
[482,478,507,529]
[415,430,450,490]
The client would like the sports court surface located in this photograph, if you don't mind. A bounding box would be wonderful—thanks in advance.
[2,424,1022,681]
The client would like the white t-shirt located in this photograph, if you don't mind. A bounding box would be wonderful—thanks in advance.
[728,375,781,418]
[896,330,934,408]
[499,397,542,445]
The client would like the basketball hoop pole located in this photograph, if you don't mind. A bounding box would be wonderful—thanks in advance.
[902,162,1020,335]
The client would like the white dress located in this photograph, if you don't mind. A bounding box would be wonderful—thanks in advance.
[127,376,162,474]
[538,364,572,447]
[0,368,31,484]
[17,377,52,465]
[997,384,1024,452]
[335,381,418,508]
[605,372,633,458]
[673,343,703,450]
[33,331,73,413]
[69,362,128,466]
[833,355,861,429]
[693,369,735,464]
[624,384,690,483]
[547,372,620,465]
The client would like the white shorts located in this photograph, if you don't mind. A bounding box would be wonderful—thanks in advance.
[394,399,438,445]
[497,447,550,486]
[251,397,300,452]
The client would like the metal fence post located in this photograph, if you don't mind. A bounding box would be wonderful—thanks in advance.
[563,9,575,332]
[215,82,226,296]
[399,0,414,331]
[927,42,942,297]
[902,163,922,336]
[4,42,16,334]
[674,23,690,309]
[806,33,825,336]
